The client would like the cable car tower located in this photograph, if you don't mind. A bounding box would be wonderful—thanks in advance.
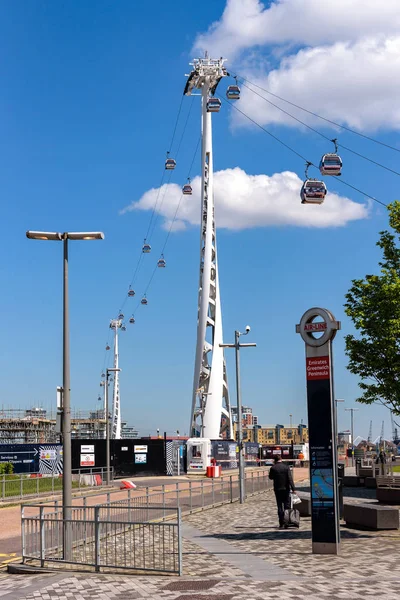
[109,318,123,439]
[184,53,232,439]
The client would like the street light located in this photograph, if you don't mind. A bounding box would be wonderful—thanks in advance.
[220,326,256,504]
[26,230,104,558]
[105,367,121,485]
[335,399,344,449]
[345,407,359,467]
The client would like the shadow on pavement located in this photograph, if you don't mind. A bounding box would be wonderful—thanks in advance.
[200,528,372,541]
[201,530,312,541]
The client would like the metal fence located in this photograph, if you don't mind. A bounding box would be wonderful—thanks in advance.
[1,467,113,502]
[22,504,181,575]
[21,469,271,575]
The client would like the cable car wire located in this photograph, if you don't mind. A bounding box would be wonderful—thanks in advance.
[237,81,400,178]
[107,96,199,336]
[168,94,185,154]
[113,95,194,321]
[222,96,387,208]
[132,136,201,310]
[220,96,310,163]
[233,74,400,154]
[161,136,201,255]
[147,96,196,244]
[330,176,387,208]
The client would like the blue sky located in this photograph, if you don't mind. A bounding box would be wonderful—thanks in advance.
[1,0,399,441]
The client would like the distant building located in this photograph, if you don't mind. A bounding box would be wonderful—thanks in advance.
[121,422,139,439]
[234,422,309,445]
[25,407,47,419]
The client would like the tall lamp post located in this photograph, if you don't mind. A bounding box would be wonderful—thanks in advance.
[26,230,104,558]
[105,367,121,485]
[220,326,256,504]
[335,399,344,450]
[345,407,359,467]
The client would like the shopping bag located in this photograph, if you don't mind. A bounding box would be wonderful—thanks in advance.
[291,492,301,505]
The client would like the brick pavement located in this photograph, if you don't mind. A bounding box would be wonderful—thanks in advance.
[0,482,399,599]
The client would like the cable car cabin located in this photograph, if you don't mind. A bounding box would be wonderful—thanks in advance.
[207,98,221,113]
[118,313,124,319]
[319,153,342,176]
[106,345,110,350]
[128,289,135,297]
[165,158,176,170]
[141,297,148,305]
[300,179,327,204]
[129,317,135,324]
[157,258,166,268]
[182,184,192,195]
[142,243,151,253]
[226,85,240,100]
[121,325,126,331]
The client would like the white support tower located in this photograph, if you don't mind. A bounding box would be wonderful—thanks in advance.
[185,54,233,439]
[109,319,122,439]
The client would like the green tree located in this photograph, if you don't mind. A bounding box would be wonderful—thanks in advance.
[345,201,400,416]
[0,462,14,474]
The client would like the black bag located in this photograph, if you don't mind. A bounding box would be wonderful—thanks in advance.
[283,506,300,528]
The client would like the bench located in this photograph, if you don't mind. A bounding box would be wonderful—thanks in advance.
[376,476,400,488]
[375,476,400,504]
[343,503,399,530]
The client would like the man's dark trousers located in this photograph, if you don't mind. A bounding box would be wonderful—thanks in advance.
[275,489,291,526]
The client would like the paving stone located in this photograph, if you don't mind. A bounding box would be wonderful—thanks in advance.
[0,483,400,598]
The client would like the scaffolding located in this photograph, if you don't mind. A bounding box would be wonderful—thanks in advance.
[0,409,107,444]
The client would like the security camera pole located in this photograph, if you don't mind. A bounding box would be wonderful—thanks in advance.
[220,326,256,504]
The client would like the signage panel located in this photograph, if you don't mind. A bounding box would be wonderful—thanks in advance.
[81,445,94,454]
[134,453,147,464]
[40,449,57,461]
[306,356,330,380]
[134,445,148,453]
[80,454,95,467]
[297,307,341,555]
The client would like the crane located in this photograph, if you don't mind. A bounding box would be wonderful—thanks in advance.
[367,420,373,444]
[391,411,400,445]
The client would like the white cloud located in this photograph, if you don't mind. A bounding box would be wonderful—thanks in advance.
[194,0,400,59]
[235,37,400,131]
[121,167,368,230]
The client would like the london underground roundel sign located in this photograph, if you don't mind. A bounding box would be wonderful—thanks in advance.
[295,307,341,348]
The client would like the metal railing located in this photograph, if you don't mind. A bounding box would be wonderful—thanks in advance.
[31,468,271,514]
[1,467,113,502]
[22,503,181,575]
[21,470,271,575]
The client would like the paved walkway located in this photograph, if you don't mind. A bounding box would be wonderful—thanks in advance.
[0,480,399,599]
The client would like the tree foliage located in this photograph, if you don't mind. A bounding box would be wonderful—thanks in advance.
[0,462,14,475]
[344,201,400,416]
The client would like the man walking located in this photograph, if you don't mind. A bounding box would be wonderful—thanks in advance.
[269,454,295,528]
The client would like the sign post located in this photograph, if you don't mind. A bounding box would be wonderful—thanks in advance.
[296,307,341,555]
